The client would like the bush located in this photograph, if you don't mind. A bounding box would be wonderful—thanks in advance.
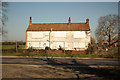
[58,45,64,50]
[23,50,29,54]
[45,46,51,50]
[86,43,94,54]
[27,47,34,52]
[2,41,25,45]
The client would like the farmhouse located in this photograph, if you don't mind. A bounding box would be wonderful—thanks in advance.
[26,17,91,50]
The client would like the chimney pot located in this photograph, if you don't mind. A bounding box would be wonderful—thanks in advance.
[86,18,89,24]
[29,16,32,25]
[30,16,32,20]
[68,17,71,24]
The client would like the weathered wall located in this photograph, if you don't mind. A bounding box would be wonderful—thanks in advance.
[26,31,91,50]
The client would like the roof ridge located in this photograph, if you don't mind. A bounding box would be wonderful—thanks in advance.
[32,23,86,24]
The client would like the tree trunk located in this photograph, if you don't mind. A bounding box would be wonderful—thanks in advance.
[108,33,111,47]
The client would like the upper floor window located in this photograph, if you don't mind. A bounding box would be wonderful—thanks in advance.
[32,32,43,38]
[73,31,86,38]
[54,32,66,38]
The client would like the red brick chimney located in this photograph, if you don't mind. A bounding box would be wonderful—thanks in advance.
[86,18,89,24]
[29,16,32,25]
[68,17,71,24]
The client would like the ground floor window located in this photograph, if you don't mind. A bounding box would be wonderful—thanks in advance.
[73,42,85,48]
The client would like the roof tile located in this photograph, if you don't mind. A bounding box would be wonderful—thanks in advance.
[27,23,90,31]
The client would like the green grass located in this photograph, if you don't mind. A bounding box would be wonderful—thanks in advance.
[2,52,18,56]
[2,45,25,49]
[2,52,120,58]
[2,52,103,58]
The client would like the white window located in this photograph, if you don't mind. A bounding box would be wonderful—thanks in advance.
[55,42,64,48]
[27,42,32,48]
[32,42,39,47]
[32,32,43,38]
[44,32,49,36]
[39,42,43,47]
[54,32,66,38]
[40,42,49,48]
[65,42,68,48]
[74,43,79,48]
[79,43,85,48]
[73,31,86,38]
[74,42,85,48]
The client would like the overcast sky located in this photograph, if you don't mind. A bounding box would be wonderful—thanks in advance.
[3,2,118,42]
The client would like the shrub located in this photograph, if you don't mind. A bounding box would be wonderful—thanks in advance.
[58,45,64,50]
[36,50,40,54]
[2,41,25,45]
[45,46,51,50]
[23,50,29,54]
[86,43,94,54]
[27,47,33,52]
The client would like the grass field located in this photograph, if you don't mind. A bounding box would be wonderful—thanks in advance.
[2,52,120,58]
[2,45,25,49]
[2,52,103,58]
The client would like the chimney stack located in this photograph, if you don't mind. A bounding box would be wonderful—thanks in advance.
[68,17,71,24]
[86,18,89,24]
[29,16,32,25]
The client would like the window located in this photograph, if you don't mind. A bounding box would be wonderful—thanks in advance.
[73,31,86,38]
[79,43,85,48]
[54,32,66,38]
[55,42,64,48]
[65,42,68,48]
[74,42,85,48]
[32,32,43,38]
[32,42,39,47]
[40,42,49,48]
[27,42,32,48]
[74,43,79,48]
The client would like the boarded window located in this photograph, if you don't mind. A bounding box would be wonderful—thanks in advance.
[79,43,85,48]
[55,42,64,48]
[39,42,43,47]
[32,42,39,47]
[27,42,32,48]
[54,32,66,38]
[40,42,49,48]
[73,31,86,38]
[32,32,43,38]
[74,43,79,48]
[74,42,85,48]
[65,42,68,48]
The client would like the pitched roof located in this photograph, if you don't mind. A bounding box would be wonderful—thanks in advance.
[26,23,90,31]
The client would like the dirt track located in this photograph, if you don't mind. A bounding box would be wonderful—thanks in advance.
[2,56,120,80]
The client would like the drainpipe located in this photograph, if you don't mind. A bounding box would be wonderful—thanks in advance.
[49,28,52,49]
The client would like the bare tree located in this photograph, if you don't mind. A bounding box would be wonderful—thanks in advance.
[91,37,96,44]
[118,2,120,54]
[0,2,8,36]
[95,14,119,47]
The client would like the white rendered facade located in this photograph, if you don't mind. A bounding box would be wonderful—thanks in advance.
[26,31,91,50]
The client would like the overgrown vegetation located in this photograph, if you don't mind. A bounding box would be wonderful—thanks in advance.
[45,46,51,50]
[1,52,100,58]
[2,51,120,58]
[2,41,25,45]
[86,43,94,54]
[2,42,120,58]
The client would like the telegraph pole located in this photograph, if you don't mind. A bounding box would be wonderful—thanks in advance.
[16,41,17,52]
